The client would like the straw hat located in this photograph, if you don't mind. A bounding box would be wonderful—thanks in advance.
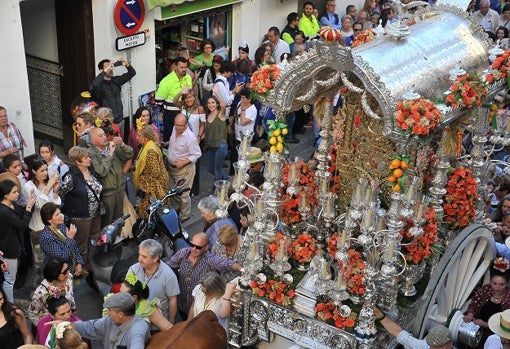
[248,147,263,164]
[0,172,21,193]
[488,309,510,340]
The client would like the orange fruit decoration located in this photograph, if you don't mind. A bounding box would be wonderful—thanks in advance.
[391,159,401,169]
[393,168,404,178]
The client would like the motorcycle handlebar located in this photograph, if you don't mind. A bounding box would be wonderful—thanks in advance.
[147,187,193,213]
[164,187,191,198]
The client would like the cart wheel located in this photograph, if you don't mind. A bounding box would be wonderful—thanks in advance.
[413,224,495,340]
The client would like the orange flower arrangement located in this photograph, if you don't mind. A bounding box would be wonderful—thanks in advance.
[267,232,292,262]
[395,97,442,136]
[327,232,339,258]
[249,64,281,97]
[338,250,366,295]
[443,167,478,230]
[315,300,356,331]
[485,50,510,85]
[250,279,295,306]
[280,162,318,225]
[291,233,318,264]
[352,29,375,48]
[444,73,488,109]
[400,206,439,264]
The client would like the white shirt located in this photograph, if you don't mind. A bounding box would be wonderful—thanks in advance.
[191,284,229,331]
[182,108,205,138]
[485,334,503,349]
[234,104,257,142]
[167,127,202,165]
[213,75,234,106]
[22,180,61,232]
[46,155,69,182]
[397,330,430,349]
[265,39,290,63]
[474,9,500,33]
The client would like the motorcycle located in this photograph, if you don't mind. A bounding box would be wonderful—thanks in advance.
[134,178,191,259]
[88,180,191,296]
[87,214,138,296]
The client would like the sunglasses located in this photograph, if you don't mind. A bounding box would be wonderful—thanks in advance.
[60,269,69,275]
[190,242,207,250]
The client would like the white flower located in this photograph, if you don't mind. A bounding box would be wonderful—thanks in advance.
[55,321,72,339]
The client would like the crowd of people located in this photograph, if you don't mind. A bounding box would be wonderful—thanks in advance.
[1,0,510,348]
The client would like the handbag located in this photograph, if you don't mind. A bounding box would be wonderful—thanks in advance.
[84,181,106,215]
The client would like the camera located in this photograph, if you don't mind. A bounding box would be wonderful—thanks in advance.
[113,61,123,67]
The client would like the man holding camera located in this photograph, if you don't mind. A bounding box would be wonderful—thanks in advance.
[91,58,136,134]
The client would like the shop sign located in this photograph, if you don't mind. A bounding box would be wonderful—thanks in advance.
[116,32,146,51]
[114,0,145,35]
[160,0,243,19]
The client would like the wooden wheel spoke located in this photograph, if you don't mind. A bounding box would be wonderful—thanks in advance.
[452,239,491,309]
[414,225,496,339]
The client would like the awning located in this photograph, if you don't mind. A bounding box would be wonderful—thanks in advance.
[147,0,193,11]
[154,0,244,18]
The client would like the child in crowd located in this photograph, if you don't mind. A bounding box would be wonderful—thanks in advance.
[38,140,69,182]
[2,153,27,206]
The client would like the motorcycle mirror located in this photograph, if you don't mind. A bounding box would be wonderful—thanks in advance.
[149,196,157,204]
[176,178,186,188]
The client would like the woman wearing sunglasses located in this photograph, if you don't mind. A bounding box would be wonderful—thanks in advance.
[168,232,243,320]
[188,272,237,332]
[28,258,76,328]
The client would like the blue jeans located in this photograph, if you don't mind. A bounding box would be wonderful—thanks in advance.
[207,142,229,185]
[3,258,17,303]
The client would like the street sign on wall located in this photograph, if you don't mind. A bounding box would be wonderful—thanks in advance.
[114,0,145,35]
[116,32,146,51]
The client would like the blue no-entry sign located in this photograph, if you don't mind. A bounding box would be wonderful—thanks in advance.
[114,0,145,36]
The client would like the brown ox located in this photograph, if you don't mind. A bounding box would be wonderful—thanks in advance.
[146,310,227,349]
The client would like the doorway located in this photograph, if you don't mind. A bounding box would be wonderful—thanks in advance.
[20,0,95,150]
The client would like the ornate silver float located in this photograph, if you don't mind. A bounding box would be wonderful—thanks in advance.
[226,2,507,349]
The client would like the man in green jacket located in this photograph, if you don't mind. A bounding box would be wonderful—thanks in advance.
[155,57,193,142]
[298,1,320,40]
[89,127,133,227]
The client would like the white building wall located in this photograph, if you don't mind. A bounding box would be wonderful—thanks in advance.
[0,0,35,156]
[232,0,298,61]
[336,0,365,17]
[92,0,157,123]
